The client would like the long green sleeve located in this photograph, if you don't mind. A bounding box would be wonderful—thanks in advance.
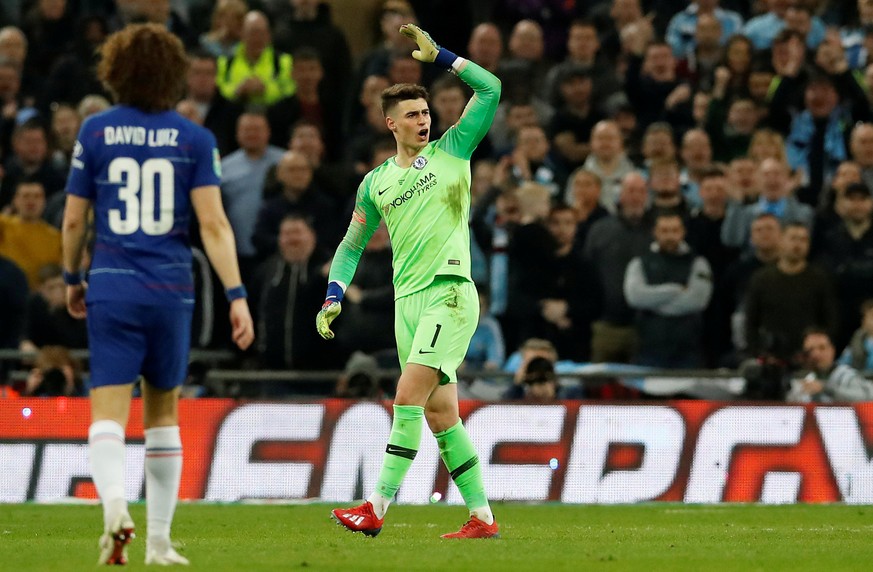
[436,60,501,161]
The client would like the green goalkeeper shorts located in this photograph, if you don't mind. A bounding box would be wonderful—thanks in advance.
[395,276,479,385]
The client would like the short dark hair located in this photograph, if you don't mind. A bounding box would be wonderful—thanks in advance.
[380,83,428,116]
[549,204,575,218]
[802,327,832,343]
[292,47,322,63]
[654,211,684,225]
[860,299,873,315]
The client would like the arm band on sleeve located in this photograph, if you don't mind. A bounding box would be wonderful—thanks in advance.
[434,48,459,70]
[325,281,345,303]
[63,270,82,286]
[225,285,248,302]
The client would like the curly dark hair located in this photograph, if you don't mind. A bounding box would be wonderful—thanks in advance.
[97,23,188,112]
[380,83,429,116]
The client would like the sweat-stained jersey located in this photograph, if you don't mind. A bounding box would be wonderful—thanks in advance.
[66,105,222,307]
[328,60,500,299]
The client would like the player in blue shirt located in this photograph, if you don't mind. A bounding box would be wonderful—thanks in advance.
[62,24,254,566]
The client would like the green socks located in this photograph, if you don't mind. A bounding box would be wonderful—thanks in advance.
[374,405,424,502]
[435,420,491,518]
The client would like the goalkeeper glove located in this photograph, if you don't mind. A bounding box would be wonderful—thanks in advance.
[316,281,344,340]
[399,23,458,69]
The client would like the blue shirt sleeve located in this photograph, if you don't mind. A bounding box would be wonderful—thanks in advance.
[65,120,97,200]
[191,127,222,190]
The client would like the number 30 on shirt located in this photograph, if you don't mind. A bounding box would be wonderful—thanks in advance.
[108,157,175,236]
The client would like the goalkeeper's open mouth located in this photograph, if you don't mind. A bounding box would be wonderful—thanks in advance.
[417,128,429,141]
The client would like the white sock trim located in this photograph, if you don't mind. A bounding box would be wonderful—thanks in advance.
[367,493,391,519]
[471,506,494,525]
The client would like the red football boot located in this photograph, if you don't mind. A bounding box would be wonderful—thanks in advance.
[331,501,384,537]
[441,516,500,539]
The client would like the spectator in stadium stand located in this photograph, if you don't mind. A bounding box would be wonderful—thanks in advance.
[648,159,692,220]
[110,0,196,48]
[508,124,561,198]
[665,0,743,60]
[721,158,814,249]
[0,179,61,290]
[38,15,110,115]
[333,222,396,356]
[624,27,694,134]
[355,0,417,83]
[812,160,863,243]
[287,120,347,204]
[0,26,39,106]
[686,167,738,365]
[502,356,581,401]
[744,222,838,364]
[0,119,66,209]
[584,172,653,363]
[497,19,551,101]
[271,0,352,113]
[0,253,28,350]
[624,212,713,368]
[565,167,609,249]
[721,213,782,363]
[841,0,873,70]
[582,120,636,213]
[813,182,873,349]
[713,33,755,103]
[786,329,873,403]
[344,92,393,178]
[252,150,339,258]
[639,122,677,174]
[705,66,757,162]
[742,0,825,51]
[216,11,294,106]
[344,73,389,148]
[0,57,32,161]
[777,46,872,205]
[42,103,81,227]
[250,214,333,373]
[596,0,645,66]
[504,182,554,352]
[678,128,714,207]
[267,48,337,154]
[76,93,110,119]
[543,19,621,110]
[539,204,601,362]
[198,0,246,58]
[674,13,725,92]
[488,97,544,155]
[48,102,79,172]
[20,0,75,79]
[183,50,242,158]
[463,285,506,375]
[20,263,87,351]
[850,122,873,194]
[467,22,503,74]
[839,300,873,372]
[386,50,423,87]
[726,155,759,204]
[547,67,604,180]
[429,75,466,142]
[220,111,285,284]
[23,345,84,397]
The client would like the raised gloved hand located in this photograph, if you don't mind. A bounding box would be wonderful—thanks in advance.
[399,23,458,69]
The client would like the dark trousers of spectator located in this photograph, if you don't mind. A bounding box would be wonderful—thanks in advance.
[591,321,637,364]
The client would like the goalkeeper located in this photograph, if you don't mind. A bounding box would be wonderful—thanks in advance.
[318,24,501,539]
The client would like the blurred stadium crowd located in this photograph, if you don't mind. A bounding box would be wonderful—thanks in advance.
[2,0,873,400]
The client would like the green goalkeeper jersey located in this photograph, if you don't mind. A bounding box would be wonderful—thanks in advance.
[328,60,501,299]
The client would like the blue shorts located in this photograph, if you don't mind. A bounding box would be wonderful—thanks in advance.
[87,301,193,390]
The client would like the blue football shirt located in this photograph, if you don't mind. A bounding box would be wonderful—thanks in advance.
[66,105,222,307]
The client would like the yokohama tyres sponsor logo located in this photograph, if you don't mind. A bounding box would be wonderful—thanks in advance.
[2,400,873,503]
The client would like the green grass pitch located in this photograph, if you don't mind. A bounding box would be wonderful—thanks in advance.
[3,503,872,571]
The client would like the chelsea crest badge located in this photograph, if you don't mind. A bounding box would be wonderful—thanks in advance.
[412,156,428,170]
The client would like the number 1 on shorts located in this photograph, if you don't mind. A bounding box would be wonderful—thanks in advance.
[430,324,442,348]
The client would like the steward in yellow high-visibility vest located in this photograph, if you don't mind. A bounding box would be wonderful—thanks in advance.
[216,43,295,106]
